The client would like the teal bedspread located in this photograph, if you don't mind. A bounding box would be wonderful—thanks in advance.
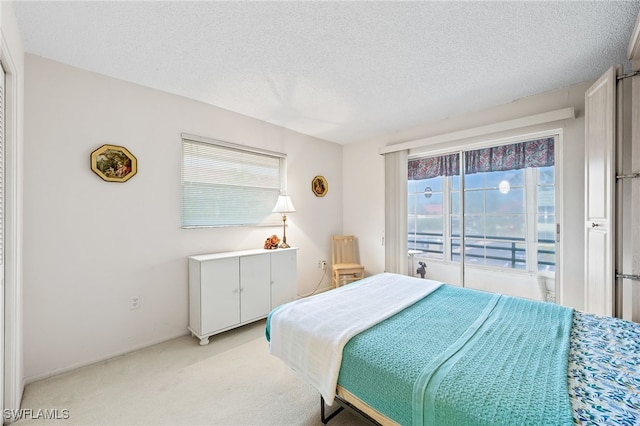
[338,285,574,426]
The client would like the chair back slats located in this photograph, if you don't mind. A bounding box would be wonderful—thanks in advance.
[331,235,358,265]
[330,235,365,287]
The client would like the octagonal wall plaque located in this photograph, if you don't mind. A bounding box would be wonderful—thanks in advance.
[311,175,328,197]
[91,144,137,182]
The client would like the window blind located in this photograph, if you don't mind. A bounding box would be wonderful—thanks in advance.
[182,137,284,227]
[385,149,408,274]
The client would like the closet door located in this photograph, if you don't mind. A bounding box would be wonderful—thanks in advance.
[584,66,618,316]
[618,74,640,321]
[0,63,5,418]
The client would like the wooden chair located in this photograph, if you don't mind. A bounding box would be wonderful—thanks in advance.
[330,235,365,288]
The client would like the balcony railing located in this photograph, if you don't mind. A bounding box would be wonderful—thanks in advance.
[408,232,555,269]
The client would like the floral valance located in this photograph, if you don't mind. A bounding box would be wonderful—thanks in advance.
[465,137,554,174]
[408,153,459,180]
[408,137,554,180]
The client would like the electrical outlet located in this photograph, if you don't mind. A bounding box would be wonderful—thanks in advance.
[130,296,140,310]
[317,260,327,269]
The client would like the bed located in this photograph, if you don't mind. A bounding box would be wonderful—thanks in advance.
[266,273,640,425]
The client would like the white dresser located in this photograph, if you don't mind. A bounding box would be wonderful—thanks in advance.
[188,248,297,345]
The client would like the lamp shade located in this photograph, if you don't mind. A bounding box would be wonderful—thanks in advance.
[272,195,296,213]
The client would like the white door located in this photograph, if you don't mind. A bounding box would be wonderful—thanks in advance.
[584,66,617,316]
[0,62,5,420]
[618,74,640,321]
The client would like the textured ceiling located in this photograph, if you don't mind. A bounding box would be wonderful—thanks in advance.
[12,1,640,145]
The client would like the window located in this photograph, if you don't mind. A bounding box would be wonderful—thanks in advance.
[408,176,444,259]
[453,169,527,269]
[181,135,286,228]
[537,166,556,271]
[408,136,556,272]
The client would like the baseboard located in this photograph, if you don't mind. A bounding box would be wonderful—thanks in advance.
[24,330,190,384]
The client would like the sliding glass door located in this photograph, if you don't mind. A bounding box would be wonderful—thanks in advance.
[455,167,527,269]
[408,136,557,297]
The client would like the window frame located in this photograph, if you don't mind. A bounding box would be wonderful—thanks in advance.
[458,167,528,270]
[408,134,559,274]
[408,175,446,260]
[181,133,287,228]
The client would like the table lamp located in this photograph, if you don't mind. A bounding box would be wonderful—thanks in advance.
[272,195,296,248]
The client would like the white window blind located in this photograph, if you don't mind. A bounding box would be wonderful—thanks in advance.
[385,149,408,274]
[182,135,285,228]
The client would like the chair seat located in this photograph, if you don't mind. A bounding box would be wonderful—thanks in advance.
[332,263,365,288]
[333,263,365,271]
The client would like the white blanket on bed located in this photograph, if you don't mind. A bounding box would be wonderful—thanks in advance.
[268,273,442,405]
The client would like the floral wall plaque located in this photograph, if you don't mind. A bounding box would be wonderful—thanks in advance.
[91,144,137,182]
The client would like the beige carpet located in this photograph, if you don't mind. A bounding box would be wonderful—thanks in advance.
[15,321,370,426]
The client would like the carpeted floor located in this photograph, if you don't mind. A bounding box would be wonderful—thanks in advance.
[15,320,371,426]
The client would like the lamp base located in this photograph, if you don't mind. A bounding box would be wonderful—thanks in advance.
[279,242,291,248]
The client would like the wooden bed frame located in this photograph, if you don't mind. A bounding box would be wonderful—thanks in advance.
[320,386,398,425]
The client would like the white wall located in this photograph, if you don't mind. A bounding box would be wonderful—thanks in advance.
[344,82,591,311]
[343,142,386,275]
[23,55,342,382]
